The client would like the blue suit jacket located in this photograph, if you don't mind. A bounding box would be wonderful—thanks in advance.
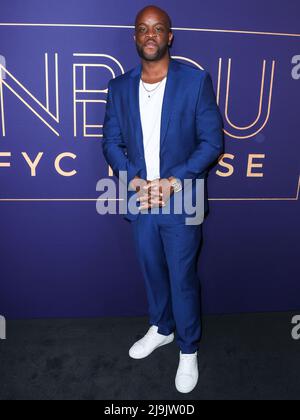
[102,58,224,222]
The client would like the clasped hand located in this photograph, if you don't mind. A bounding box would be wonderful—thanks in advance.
[130,177,175,211]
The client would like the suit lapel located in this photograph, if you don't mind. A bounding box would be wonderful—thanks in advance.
[129,58,179,155]
[129,63,144,157]
[160,59,178,149]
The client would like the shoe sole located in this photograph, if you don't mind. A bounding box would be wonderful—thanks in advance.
[129,334,174,360]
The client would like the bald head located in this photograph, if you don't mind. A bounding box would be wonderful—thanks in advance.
[134,5,174,62]
[135,5,172,32]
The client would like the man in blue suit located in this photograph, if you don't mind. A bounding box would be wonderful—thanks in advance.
[102,5,223,394]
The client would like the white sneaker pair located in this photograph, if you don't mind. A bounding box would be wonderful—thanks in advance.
[129,326,199,393]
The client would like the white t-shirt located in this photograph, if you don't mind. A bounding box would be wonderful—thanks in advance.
[139,77,167,181]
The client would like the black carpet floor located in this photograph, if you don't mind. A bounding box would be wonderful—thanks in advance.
[0,312,299,400]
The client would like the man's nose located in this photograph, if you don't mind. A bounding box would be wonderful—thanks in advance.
[146,31,157,39]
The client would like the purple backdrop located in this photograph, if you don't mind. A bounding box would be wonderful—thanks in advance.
[0,0,299,319]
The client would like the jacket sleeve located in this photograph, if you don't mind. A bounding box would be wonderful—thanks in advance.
[102,79,143,187]
[168,71,224,184]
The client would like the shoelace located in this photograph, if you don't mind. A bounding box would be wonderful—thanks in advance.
[179,354,197,371]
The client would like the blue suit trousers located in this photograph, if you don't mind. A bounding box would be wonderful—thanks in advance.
[131,213,203,354]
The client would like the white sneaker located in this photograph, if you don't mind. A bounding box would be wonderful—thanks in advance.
[175,351,199,393]
[129,326,174,359]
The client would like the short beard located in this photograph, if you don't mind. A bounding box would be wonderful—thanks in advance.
[136,43,169,62]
